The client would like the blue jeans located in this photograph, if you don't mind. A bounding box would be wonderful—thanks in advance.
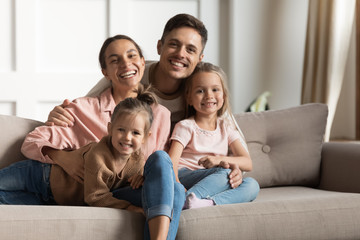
[178,167,259,205]
[0,151,185,240]
[0,160,55,205]
[112,151,185,240]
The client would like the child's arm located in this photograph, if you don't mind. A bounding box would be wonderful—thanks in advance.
[198,139,252,172]
[168,140,184,184]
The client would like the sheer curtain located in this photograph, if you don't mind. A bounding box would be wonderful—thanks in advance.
[302,0,356,141]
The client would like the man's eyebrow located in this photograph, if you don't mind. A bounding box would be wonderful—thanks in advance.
[168,38,198,50]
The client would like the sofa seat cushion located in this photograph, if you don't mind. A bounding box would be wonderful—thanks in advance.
[234,103,328,188]
[178,187,360,240]
[0,205,145,240]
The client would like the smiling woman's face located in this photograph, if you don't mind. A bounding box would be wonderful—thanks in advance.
[102,39,145,92]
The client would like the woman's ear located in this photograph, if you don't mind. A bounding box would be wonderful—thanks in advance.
[102,69,110,81]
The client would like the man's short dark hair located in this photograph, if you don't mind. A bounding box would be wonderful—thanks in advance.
[160,13,208,53]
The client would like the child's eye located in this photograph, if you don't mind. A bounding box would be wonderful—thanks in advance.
[133,131,141,136]
[196,89,204,94]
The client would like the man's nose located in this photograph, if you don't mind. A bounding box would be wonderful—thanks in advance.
[175,46,186,58]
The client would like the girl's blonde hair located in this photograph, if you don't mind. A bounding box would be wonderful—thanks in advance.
[184,62,231,118]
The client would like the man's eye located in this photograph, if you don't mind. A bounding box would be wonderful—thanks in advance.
[133,131,141,135]
[118,128,125,132]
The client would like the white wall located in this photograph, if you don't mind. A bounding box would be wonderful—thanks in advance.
[228,0,309,112]
[0,0,218,122]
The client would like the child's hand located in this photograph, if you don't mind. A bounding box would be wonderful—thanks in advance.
[128,174,144,189]
[219,161,243,188]
[198,156,220,168]
[126,204,144,216]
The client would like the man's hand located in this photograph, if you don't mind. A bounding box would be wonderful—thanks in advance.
[45,99,74,127]
[128,174,144,189]
[219,161,243,188]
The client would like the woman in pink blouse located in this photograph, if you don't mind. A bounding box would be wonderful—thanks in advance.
[0,35,184,240]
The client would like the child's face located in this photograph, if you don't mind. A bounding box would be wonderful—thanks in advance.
[108,113,147,157]
[187,72,224,117]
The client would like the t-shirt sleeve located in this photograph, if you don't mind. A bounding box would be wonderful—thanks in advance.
[170,120,192,148]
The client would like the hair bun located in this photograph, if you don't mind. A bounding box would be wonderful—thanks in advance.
[136,84,158,106]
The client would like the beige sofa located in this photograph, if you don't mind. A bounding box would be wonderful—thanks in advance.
[1,103,360,240]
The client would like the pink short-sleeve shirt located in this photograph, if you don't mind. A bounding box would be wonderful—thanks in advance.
[170,117,241,170]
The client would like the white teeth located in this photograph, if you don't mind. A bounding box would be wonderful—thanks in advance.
[203,102,216,107]
[120,143,132,148]
[171,61,184,67]
[120,71,136,78]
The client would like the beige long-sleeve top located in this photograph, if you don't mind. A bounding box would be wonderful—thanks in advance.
[50,136,144,209]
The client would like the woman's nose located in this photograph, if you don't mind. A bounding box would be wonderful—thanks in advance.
[118,58,130,68]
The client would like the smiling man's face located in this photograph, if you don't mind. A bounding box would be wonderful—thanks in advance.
[157,27,204,82]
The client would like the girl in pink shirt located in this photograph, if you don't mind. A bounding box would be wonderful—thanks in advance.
[168,62,260,209]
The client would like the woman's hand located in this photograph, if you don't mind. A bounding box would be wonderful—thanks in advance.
[42,147,85,183]
[219,161,243,188]
[45,99,74,127]
[126,204,145,215]
[128,174,144,189]
[198,156,221,169]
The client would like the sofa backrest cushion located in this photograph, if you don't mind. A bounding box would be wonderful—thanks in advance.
[234,103,328,188]
[0,114,43,169]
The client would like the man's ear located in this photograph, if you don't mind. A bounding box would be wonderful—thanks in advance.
[199,53,204,62]
[157,40,162,55]
[107,122,112,135]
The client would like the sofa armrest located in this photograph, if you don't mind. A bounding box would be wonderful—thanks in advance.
[318,141,360,193]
